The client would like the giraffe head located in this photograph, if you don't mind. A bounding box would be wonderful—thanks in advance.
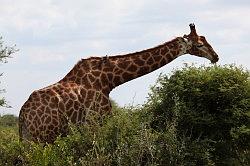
[183,23,219,63]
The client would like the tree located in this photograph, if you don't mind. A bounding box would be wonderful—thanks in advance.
[145,65,250,165]
[0,114,18,127]
[0,36,18,107]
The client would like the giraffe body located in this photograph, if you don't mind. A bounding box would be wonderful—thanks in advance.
[19,64,112,143]
[19,24,219,143]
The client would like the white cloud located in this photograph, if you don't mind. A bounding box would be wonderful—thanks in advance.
[194,6,250,42]
[26,48,65,64]
[0,0,62,32]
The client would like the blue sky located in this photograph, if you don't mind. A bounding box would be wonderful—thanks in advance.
[0,0,249,115]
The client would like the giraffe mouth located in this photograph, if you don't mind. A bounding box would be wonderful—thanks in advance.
[211,56,219,64]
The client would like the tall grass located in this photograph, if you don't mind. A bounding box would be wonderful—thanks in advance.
[0,107,186,166]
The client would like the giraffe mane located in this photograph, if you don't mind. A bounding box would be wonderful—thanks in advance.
[107,37,181,59]
[74,37,181,63]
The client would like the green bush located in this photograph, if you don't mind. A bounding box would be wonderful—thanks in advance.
[146,64,250,165]
[0,114,18,127]
[0,126,21,165]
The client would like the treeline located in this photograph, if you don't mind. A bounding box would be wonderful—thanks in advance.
[0,114,18,127]
[0,65,249,165]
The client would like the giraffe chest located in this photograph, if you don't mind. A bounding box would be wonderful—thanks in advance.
[56,85,111,115]
[55,86,111,124]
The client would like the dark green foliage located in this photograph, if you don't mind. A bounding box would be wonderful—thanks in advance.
[0,125,20,165]
[146,64,250,165]
[0,114,18,127]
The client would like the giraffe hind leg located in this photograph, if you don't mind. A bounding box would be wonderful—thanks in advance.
[19,118,33,143]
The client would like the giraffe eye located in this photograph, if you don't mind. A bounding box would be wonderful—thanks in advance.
[197,44,204,48]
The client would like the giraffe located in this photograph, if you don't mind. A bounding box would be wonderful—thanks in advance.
[19,24,219,143]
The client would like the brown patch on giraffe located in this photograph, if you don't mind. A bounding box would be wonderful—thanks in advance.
[100,73,109,86]
[51,96,58,103]
[56,84,64,91]
[91,60,101,70]
[107,73,113,81]
[160,46,169,55]
[137,67,150,76]
[52,110,58,116]
[93,79,102,89]
[113,67,123,75]
[49,102,57,109]
[81,61,90,71]
[153,55,162,62]
[81,77,92,89]
[117,60,130,70]
[77,69,84,77]
[45,107,51,114]
[45,116,51,123]
[88,74,95,83]
[33,115,39,125]
[77,109,84,122]
[37,109,43,117]
[166,53,174,62]
[80,88,87,102]
[141,53,151,61]
[102,105,111,113]
[28,114,33,120]
[151,63,160,71]
[170,50,178,56]
[48,124,54,130]
[66,100,74,110]
[41,115,46,123]
[113,76,122,85]
[152,48,160,55]
[76,77,81,84]
[160,58,167,66]
[127,64,138,72]
[74,101,80,110]
[100,96,108,106]
[30,125,35,132]
[86,90,95,102]
[92,71,101,77]
[103,66,113,72]
[40,92,46,99]
[147,57,154,65]
[168,42,176,49]
[52,118,59,126]
[52,113,58,119]
[61,82,69,88]
[134,58,145,66]
[59,102,65,112]
[71,111,78,123]
[69,92,77,101]
[102,86,110,95]
[122,72,134,81]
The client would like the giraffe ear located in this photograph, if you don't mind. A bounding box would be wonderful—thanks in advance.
[183,34,189,39]
[183,34,190,42]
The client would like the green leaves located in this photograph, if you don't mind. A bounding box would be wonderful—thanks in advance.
[0,36,18,108]
[146,64,250,165]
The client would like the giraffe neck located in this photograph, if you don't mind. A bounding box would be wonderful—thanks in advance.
[59,37,187,95]
[109,37,187,88]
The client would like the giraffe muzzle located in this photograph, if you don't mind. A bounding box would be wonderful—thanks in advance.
[211,56,219,64]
